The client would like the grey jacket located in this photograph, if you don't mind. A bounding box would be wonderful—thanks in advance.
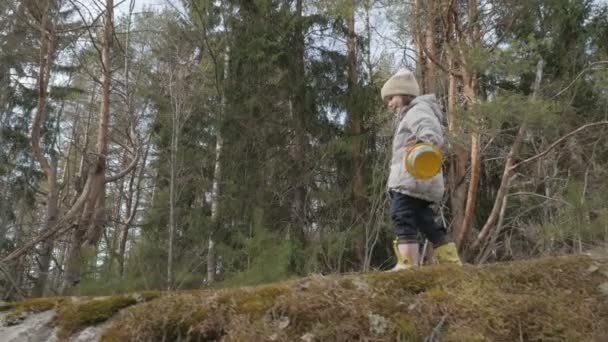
[387,95,445,203]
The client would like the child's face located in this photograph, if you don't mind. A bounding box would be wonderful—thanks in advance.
[386,95,405,114]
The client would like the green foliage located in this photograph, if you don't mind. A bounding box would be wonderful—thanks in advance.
[219,208,293,287]
[525,180,608,253]
[478,93,562,132]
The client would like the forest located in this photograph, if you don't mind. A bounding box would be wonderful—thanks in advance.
[1,0,607,299]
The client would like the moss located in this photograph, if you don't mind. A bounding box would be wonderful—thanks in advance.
[0,302,15,311]
[55,295,137,338]
[394,314,418,341]
[219,284,289,318]
[99,254,608,341]
[101,295,215,342]
[2,297,66,325]
[426,287,448,301]
[338,278,355,290]
[10,297,65,313]
[138,290,162,302]
[4,310,28,326]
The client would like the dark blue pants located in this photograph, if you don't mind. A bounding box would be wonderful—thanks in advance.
[389,191,448,246]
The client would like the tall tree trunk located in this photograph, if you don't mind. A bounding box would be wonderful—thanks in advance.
[63,0,113,293]
[413,0,426,89]
[32,165,59,296]
[29,0,59,297]
[207,43,229,284]
[289,0,308,245]
[115,0,139,277]
[167,85,179,288]
[167,62,185,288]
[346,0,364,203]
[456,0,482,247]
[345,0,367,267]
[440,0,469,246]
[424,0,437,92]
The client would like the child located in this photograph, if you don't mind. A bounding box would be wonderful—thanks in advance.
[381,69,461,270]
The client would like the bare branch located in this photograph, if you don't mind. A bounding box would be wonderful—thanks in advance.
[105,147,141,183]
[510,121,608,171]
[552,61,608,99]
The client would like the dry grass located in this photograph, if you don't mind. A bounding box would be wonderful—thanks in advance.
[97,254,608,341]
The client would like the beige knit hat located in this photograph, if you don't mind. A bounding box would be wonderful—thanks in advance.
[381,69,420,100]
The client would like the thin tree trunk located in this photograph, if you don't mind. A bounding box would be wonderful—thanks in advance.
[107,152,127,273]
[115,0,139,277]
[459,73,481,245]
[167,68,180,289]
[207,42,229,284]
[118,139,149,277]
[167,114,177,288]
[455,1,481,246]
[346,0,364,204]
[29,0,59,297]
[471,60,544,250]
[289,0,308,245]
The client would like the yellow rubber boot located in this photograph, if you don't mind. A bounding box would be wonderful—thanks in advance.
[434,242,462,265]
[389,239,415,271]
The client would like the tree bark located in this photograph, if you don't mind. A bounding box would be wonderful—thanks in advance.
[345,0,367,268]
[458,71,481,246]
[439,0,469,246]
[289,0,308,245]
[414,0,426,87]
[118,139,149,276]
[424,0,437,92]
[346,0,364,205]
[207,42,229,284]
[29,0,59,297]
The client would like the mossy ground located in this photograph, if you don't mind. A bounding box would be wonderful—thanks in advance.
[1,291,161,337]
[98,254,608,341]
[3,255,607,341]
[1,297,67,325]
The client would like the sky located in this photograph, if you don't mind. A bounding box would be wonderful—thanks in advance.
[116,0,171,15]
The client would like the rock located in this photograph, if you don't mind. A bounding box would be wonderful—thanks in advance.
[0,310,55,342]
[132,293,145,303]
[301,332,315,342]
[71,326,104,342]
[277,316,290,330]
[352,279,370,293]
[368,313,388,336]
[599,282,608,296]
[587,265,599,273]
[3,311,27,326]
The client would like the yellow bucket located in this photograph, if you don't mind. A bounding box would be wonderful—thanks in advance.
[405,143,443,179]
